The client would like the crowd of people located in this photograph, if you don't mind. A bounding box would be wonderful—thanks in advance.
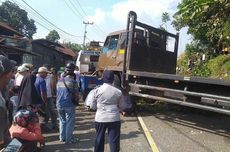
[0,55,133,152]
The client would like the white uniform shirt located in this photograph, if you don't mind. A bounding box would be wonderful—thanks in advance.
[90,83,122,122]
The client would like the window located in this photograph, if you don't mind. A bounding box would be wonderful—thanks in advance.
[90,55,99,62]
[120,33,127,49]
[166,36,176,52]
[102,35,119,53]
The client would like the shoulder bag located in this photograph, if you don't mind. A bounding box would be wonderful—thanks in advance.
[63,78,78,106]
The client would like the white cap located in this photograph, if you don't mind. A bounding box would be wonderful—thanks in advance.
[17,66,29,73]
[22,63,33,69]
[38,67,49,73]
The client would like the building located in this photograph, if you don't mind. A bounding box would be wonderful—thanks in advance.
[0,22,35,64]
[31,39,76,69]
[0,22,77,68]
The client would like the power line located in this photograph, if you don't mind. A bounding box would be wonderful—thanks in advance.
[74,0,88,17]
[10,0,52,31]
[21,0,81,38]
[73,0,106,35]
[63,0,84,21]
[65,0,106,36]
[67,0,85,20]
[83,21,93,48]
[10,0,81,42]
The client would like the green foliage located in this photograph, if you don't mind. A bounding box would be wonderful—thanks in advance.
[64,42,82,53]
[160,12,170,31]
[207,54,230,79]
[46,30,60,42]
[177,53,230,79]
[177,53,190,75]
[191,63,211,77]
[0,1,36,38]
[173,0,230,54]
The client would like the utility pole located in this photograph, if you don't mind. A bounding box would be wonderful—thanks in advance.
[83,21,93,49]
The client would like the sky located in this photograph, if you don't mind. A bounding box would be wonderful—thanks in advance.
[1,0,191,55]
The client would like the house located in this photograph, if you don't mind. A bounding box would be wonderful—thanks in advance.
[0,22,77,68]
[0,22,35,64]
[31,39,76,69]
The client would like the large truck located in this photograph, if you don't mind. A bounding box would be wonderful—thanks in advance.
[76,50,100,74]
[82,11,230,115]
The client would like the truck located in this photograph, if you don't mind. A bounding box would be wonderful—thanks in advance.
[81,11,230,115]
[76,49,103,100]
[76,50,100,74]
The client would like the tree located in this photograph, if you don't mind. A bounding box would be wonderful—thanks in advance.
[0,1,36,38]
[159,12,170,31]
[173,0,230,55]
[64,42,82,53]
[46,30,60,42]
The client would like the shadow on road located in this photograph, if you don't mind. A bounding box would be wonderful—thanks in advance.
[139,103,230,138]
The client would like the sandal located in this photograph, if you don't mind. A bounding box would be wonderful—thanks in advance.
[65,138,80,144]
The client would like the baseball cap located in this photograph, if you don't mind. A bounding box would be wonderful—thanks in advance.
[38,67,49,73]
[22,63,33,69]
[17,65,29,73]
[0,55,16,75]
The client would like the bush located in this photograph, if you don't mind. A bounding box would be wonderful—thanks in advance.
[177,53,230,79]
[207,54,230,79]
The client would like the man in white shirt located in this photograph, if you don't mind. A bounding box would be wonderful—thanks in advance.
[45,71,58,130]
[15,65,29,86]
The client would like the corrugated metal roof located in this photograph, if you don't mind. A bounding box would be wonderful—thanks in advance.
[0,22,23,37]
[57,45,77,57]
[0,44,37,56]
[32,39,64,48]
[32,39,76,57]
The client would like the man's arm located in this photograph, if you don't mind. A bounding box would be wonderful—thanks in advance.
[74,81,79,102]
[40,80,48,105]
[41,92,48,105]
[0,108,6,148]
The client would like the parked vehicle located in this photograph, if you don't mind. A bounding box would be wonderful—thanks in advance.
[81,11,230,115]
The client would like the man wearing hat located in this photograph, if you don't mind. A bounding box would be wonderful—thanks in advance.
[15,65,29,86]
[35,67,49,130]
[0,55,16,150]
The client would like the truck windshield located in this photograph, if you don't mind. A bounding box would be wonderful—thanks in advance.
[102,35,119,53]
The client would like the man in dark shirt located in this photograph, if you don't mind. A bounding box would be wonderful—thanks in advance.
[35,67,49,130]
[0,55,16,150]
[56,63,79,144]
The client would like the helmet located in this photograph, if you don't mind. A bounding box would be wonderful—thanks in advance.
[14,109,39,127]
[65,62,76,72]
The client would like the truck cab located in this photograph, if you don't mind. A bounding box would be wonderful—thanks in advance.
[76,50,100,74]
[98,30,126,71]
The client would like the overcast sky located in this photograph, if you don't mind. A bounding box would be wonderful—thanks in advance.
[1,0,191,55]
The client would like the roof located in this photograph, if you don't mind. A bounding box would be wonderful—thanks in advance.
[57,44,77,57]
[0,44,37,56]
[32,39,64,48]
[32,39,76,57]
[108,30,126,36]
[0,22,23,37]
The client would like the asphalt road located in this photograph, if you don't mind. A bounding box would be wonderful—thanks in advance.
[140,105,230,152]
[42,102,230,152]
[43,104,151,152]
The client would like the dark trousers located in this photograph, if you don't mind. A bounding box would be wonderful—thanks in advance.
[94,121,121,152]
[17,138,38,152]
